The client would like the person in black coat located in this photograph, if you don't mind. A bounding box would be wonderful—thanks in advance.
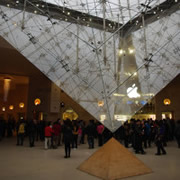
[0,118,3,141]
[155,121,166,155]
[28,119,37,147]
[86,120,96,149]
[62,119,73,158]
[175,120,180,148]
[134,120,146,154]
[124,122,130,148]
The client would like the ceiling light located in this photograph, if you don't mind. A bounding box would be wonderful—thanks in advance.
[135,101,139,104]
[98,101,104,107]
[125,72,131,76]
[164,98,171,105]
[9,105,14,110]
[13,22,17,26]
[100,114,106,122]
[67,12,70,15]
[19,103,25,109]
[133,72,137,76]
[113,93,125,97]
[16,1,19,3]
[142,93,154,97]
[153,11,156,14]
[118,49,124,55]
[34,98,41,106]
[114,115,131,122]
[7,4,10,7]
[34,10,37,14]
[128,48,135,54]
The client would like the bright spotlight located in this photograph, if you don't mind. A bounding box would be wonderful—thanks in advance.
[128,48,135,54]
[118,49,124,55]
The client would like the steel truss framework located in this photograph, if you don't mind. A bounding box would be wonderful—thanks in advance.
[0,0,180,132]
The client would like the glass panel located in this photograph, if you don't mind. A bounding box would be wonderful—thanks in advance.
[0,3,179,132]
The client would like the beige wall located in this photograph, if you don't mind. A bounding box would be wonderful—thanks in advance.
[155,74,180,120]
[59,88,96,122]
[0,82,28,120]
[26,75,51,121]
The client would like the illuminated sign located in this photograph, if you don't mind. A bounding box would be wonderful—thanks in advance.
[127,84,141,98]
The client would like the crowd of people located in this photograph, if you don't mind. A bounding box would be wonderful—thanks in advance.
[0,117,180,158]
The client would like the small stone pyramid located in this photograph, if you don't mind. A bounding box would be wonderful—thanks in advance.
[78,138,152,180]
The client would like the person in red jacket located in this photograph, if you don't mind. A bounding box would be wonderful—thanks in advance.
[53,120,61,148]
[97,122,104,146]
[44,122,54,150]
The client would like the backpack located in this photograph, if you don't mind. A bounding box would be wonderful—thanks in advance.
[18,123,25,134]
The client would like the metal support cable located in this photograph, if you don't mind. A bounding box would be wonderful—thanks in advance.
[91,27,113,130]
[21,0,27,30]
[103,0,107,65]
[76,20,80,73]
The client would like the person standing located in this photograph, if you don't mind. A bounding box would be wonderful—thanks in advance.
[39,120,45,141]
[16,120,25,146]
[44,122,54,150]
[97,122,104,146]
[53,120,61,148]
[86,120,96,149]
[78,124,82,145]
[80,120,86,144]
[28,119,36,147]
[124,122,130,148]
[155,121,167,155]
[7,118,13,137]
[134,120,146,154]
[72,121,78,149]
[57,119,62,146]
[36,120,40,141]
[62,119,73,158]
[0,118,3,141]
[175,120,180,148]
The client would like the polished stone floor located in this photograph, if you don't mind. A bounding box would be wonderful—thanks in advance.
[0,137,180,180]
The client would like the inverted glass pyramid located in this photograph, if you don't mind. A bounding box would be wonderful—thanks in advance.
[0,1,179,132]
